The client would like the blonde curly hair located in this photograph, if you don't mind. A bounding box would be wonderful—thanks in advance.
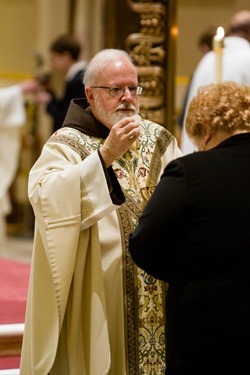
[185,81,250,141]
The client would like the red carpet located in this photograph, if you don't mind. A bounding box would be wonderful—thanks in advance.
[0,258,30,370]
[0,258,30,324]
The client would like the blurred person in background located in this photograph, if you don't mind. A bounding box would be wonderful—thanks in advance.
[37,33,87,133]
[129,81,250,374]
[177,25,217,133]
[180,9,250,154]
[0,79,39,253]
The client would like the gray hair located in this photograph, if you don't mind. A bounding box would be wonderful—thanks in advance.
[83,48,135,87]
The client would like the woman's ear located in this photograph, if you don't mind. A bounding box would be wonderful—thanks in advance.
[202,132,212,150]
[204,132,212,146]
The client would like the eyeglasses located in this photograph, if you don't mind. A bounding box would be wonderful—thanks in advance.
[91,85,143,97]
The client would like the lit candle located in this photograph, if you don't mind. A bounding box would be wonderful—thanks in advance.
[213,26,225,83]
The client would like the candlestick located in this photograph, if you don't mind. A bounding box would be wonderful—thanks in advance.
[213,26,224,83]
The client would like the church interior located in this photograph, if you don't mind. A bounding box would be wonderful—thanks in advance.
[0,0,249,372]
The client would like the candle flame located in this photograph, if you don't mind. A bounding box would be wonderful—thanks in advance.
[213,26,224,83]
[216,27,225,40]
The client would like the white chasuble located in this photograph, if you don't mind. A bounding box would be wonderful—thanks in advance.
[20,119,182,374]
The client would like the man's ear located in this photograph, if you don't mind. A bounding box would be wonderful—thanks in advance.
[85,87,94,104]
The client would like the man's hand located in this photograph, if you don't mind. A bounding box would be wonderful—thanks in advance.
[99,115,141,167]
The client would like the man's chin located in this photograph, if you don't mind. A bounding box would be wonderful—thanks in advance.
[116,110,136,119]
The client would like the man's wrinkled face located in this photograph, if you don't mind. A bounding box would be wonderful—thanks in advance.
[86,59,140,129]
[94,92,138,127]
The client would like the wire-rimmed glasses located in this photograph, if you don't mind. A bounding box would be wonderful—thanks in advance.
[91,85,143,97]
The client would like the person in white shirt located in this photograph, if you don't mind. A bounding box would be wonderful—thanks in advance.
[0,79,38,253]
[180,10,250,155]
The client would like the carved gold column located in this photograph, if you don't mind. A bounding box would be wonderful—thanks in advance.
[125,0,177,132]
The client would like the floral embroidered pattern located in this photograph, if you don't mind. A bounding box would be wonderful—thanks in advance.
[51,119,173,374]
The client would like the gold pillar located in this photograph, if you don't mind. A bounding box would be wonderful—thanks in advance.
[104,0,177,133]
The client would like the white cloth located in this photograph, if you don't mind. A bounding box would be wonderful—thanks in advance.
[20,123,182,375]
[0,85,26,250]
[181,36,250,154]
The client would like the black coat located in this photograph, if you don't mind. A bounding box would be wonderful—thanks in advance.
[129,133,250,374]
[47,69,85,133]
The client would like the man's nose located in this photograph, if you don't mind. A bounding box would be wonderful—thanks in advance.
[121,87,133,100]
